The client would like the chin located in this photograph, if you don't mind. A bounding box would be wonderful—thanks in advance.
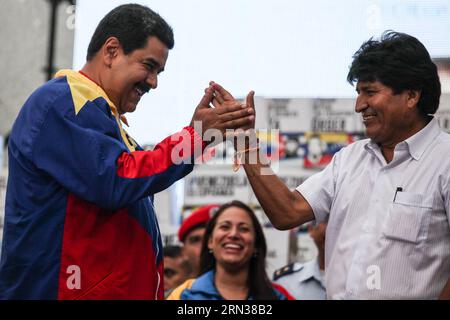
[364,128,377,141]
[221,260,248,270]
[121,104,137,114]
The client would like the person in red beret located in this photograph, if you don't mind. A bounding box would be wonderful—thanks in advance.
[178,204,219,276]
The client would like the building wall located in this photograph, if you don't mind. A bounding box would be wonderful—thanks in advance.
[0,0,75,137]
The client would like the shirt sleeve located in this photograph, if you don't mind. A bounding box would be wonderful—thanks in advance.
[296,151,340,223]
[30,95,204,211]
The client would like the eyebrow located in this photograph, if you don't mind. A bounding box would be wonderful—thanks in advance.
[218,221,251,227]
[356,84,376,93]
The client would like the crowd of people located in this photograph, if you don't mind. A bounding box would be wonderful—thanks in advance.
[168,201,294,300]
[161,202,326,300]
[0,3,449,300]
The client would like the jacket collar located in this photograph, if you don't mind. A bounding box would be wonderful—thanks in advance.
[54,69,129,127]
[190,270,223,298]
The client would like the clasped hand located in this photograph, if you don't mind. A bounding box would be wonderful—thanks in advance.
[190,81,256,147]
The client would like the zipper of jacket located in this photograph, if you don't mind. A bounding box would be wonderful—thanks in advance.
[149,198,161,299]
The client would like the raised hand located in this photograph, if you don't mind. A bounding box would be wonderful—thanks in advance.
[210,81,255,131]
[209,82,257,151]
[189,84,254,139]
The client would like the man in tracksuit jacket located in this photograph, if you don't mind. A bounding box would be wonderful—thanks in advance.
[0,4,254,299]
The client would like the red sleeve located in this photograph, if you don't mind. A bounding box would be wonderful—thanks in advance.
[117,126,205,178]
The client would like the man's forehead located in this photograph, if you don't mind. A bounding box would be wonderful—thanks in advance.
[186,226,206,237]
[186,230,204,241]
[142,36,168,57]
[356,80,380,89]
[123,36,168,73]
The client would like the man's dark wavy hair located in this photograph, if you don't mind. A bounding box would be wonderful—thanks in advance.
[347,31,441,117]
[86,4,174,61]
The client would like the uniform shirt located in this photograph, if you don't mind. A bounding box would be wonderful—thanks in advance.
[297,118,450,299]
[273,259,326,300]
[0,70,203,299]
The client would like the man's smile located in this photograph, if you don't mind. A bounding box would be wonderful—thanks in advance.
[134,81,150,97]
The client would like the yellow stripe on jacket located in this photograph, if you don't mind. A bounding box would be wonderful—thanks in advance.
[166,279,195,300]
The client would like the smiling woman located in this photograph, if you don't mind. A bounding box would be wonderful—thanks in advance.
[167,200,294,300]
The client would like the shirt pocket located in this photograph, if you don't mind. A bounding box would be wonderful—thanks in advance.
[383,192,433,244]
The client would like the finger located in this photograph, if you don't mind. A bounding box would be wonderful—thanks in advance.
[210,81,235,101]
[212,97,221,109]
[216,102,248,115]
[220,114,255,130]
[197,86,214,109]
[218,106,254,123]
[245,91,256,128]
[246,91,255,111]
[213,91,225,104]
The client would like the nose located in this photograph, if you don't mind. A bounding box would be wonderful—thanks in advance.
[355,94,367,113]
[146,72,158,89]
[227,227,240,239]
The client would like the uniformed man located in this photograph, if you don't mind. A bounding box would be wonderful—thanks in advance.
[274,221,327,300]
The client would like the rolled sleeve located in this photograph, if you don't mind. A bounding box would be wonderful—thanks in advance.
[296,153,340,223]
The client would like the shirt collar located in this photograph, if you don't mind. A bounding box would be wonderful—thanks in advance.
[404,117,440,160]
[296,259,325,287]
[364,117,441,161]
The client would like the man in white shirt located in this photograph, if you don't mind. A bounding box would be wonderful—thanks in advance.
[214,31,450,299]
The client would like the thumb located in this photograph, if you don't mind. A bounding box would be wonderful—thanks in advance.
[197,86,214,109]
[246,90,256,128]
[246,90,255,110]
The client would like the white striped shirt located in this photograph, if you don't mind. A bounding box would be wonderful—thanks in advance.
[297,118,450,299]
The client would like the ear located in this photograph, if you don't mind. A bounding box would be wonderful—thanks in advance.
[406,89,421,109]
[101,37,122,68]
[207,237,213,250]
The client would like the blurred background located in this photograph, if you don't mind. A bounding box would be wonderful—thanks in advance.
[1,0,449,275]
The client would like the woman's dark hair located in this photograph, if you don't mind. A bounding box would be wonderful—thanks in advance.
[347,30,441,118]
[198,200,279,300]
[86,4,174,61]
